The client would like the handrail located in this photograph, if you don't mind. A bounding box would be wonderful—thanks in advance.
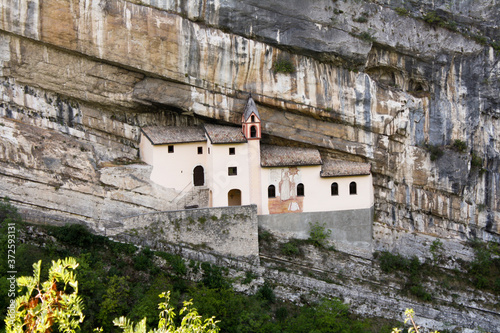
[168,182,192,203]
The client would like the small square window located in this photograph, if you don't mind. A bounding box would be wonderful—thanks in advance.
[168,145,174,153]
[229,147,235,155]
[228,167,237,176]
[197,146,203,154]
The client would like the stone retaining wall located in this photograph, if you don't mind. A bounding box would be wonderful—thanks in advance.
[109,205,260,264]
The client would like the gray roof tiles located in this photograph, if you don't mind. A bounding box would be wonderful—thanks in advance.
[203,124,247,144]
[320,159,371,177]
[141,126,206,145]
[260,144,322,167]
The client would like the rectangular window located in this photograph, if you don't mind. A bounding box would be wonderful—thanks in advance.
[168,145,174,153]
[208,147,211,154]
[228,167,237,176]
[197,146,203,154]
[229,147,235,155]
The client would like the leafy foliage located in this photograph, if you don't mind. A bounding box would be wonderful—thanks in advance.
[133,247,154,271]
[423,11,442,25]
[0,197,22,225]
[423,143,444,161]
[353,13,369,23]
[471,152,483,168]
[308,221,332,248]
[377,252,432,302]
[429,239,444,264]
[273,58,295,74]
[200,263,230,290]
[358,31,376,42]
[256,283,276,304]
[280,241,300,256]
[5,258,85,333]
[467,240,500,292]
[98,276,131,331]
[112,291,220,333]
[394,7,409,16]
[2,213,401,333]
[155,252,187,277]
[452,139,467,153]
[257,229,274,243]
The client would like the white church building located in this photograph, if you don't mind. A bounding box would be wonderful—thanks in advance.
[139,98,373,215]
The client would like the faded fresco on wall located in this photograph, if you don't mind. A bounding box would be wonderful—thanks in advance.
[268,167,304,214]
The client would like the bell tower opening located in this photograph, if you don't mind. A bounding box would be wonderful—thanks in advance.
[242,97,261,140]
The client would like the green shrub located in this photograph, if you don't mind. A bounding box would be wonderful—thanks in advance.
[308,222,332,248]
[98,275,131,330]
[156,252,188,276]
[492,41,500,52]
[275,306,288,322]
[452,139,467,152]
[257,283,276,303]
[201,262,230,290]
[50,223,104,248]
[408,284,432,301]
[430,239,444,263]
[472,34,488,45]
[466,240,500,293]
[379,253,432,302]
[423,143,444,161]
[273,58,295,74]
[242,270,257,284]
[358,31,375,42]
[440,19,458,31]
[394,7,409,16]
[281,241,300,256]
[353,13,369,23]
[423,11,442,25]
[133,247,154,271]
[471,152,483,168]
[379,251,409,273]
[258,228,274,243]
[0,197,22,225]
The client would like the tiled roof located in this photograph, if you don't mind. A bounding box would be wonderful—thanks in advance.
[261,144,322,167]
[203,124,247,144]
[243,97,260,121]
[141,126,206,145]
[321,159,371,177]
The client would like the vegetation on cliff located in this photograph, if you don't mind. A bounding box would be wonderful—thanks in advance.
[0,200,398,333]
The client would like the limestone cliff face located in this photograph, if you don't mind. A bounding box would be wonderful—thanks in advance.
[0,0,499,250]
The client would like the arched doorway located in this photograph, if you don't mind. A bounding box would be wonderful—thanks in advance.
[193,166,204,186]
[228,189,241,206]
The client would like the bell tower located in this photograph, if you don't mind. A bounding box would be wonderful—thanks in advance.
[242,97,261,140]
[242,96,262,213]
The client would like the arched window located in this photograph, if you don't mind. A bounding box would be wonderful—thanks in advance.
[251,115,255,122]
[250,125,257,138]
[331,182,339,196]
[297,183,304,197]
[349,181,357,195]
[268,185,276,198]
